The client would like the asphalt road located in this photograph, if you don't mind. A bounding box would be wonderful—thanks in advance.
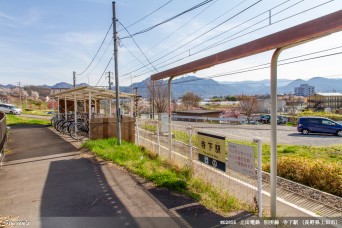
[1,125,247,228]
[173,121,342,146]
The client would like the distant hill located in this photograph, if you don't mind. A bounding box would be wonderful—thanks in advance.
[120,76,342,98]
[2,76,341,98]
[120,76,240,98]
[51,82,88,88]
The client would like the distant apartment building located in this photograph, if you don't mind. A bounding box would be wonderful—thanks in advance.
[307,93,342,112]
[294,84,315,97]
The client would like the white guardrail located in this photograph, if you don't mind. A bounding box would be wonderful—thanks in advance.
[172,115,246,123]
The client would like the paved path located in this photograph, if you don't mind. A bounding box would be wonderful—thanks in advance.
[0,125,248,228]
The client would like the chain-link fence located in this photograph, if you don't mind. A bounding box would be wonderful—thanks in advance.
[136,118,341,218]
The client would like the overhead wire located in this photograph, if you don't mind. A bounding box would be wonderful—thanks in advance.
[118,21,159,72]
[95,55,113,86]
[121,0,334,83]
[120,0,215,39]
[118,0,174,32]
[122,0,297,78]
[78,39,113,81]
[121,0,263,78]
[122,0,247,76]
[197,0,333,53]
[121,0,221,70]
[77,23,113,75]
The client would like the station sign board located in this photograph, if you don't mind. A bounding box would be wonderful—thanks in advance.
[197,132,227,172]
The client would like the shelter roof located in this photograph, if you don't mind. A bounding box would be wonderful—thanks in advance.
[50,86,135,101]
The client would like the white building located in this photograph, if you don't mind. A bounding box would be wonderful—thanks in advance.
[294,84,315,97]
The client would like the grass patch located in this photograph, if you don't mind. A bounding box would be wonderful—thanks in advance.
[140,123,157,132]
[82,138,252,215]
[22,109,52,116]
[6,114,50,126]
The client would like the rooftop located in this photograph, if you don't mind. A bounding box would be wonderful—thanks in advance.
[315,93,342,96]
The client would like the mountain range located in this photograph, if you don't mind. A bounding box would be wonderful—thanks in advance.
[122,76,342,98]
[1,76,341,98]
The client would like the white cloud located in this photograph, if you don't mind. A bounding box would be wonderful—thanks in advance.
[0,11,17,27]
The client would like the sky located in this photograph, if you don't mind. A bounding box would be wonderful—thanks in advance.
[0,0,342,87]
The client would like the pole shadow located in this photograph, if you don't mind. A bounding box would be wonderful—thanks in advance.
[40,158,138,228]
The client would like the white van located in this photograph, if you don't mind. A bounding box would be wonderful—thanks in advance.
[0,104,22,115]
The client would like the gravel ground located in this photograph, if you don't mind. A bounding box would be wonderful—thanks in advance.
[172,121,342,146]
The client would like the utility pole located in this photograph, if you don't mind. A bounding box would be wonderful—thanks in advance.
[107,71,112,90]
[17,82,22,108]
[134,87,139,117]
[152,80,155,119]
[113,1,121,145]
[73,71,76,88]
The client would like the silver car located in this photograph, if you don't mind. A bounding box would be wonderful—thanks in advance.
[0,103,22,115]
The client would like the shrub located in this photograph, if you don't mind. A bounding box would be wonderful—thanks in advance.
[298,111,342,121]
[264,157,342,197]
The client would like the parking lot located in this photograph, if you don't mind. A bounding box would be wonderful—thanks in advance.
[174,121,342,146]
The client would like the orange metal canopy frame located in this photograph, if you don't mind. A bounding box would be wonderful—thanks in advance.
[151,10,342,81]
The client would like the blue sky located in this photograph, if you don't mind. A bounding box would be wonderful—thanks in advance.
[0,0,341,87]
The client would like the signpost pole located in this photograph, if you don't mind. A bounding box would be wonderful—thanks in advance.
[157,120,160,156]
[254,138,263,217]
[188,125,193,160]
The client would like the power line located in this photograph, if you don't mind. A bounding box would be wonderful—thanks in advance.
[118,21,158,73]
[121,0,263,78]
[199,0,333,53]
[121,0,221,71]
[143,0,222,54]
[120,41,152,70]
[77,23,113,75]
[95,56,113,86]
[78,39,113,81]
[190,0,300,54]
[120,0,215,39]
[118,0,174,32]
[122,0,334,81]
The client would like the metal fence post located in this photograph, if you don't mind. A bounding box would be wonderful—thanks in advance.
[254,138,263,217]
[188,124,193,160]
[157,120,160,156]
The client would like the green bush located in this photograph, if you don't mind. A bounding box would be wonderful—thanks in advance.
[298,111,342,121]
[264,157,342,197]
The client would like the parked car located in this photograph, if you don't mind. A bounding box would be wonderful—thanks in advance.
[297,116,342,137]
[277,115,288,124]
[260,114,271,124]
[0,104,22,115]
[260,114,287,124]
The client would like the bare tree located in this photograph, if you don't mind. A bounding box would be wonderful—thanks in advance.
[283,94,304,124]
[238,95,258,123]
[30,91,40,100]
[180,92,201,110]
[146,79,168,114]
